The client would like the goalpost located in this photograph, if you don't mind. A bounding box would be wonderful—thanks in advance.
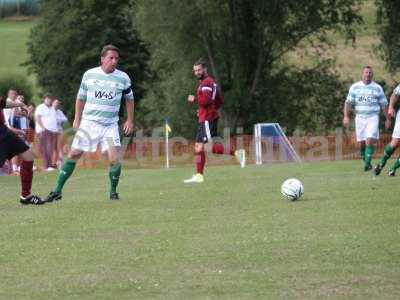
[254,123,301,165]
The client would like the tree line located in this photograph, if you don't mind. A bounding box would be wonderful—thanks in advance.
[25,0,399,137]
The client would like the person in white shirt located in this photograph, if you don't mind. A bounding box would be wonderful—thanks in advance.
[3,88,18,128]
[4,90,26,174]
[52,99,68,168]
[35,95,58,171]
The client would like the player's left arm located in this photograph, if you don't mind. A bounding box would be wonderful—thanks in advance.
[123,100,134,135]
[379,89,391,129]
[388,92,399,118]
[197,84,213,106]
[122,78,134,135]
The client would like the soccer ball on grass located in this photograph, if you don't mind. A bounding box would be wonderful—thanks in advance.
[281,178,304,201]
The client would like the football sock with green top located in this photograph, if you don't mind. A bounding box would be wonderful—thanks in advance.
[360,145,366,162]
[54,159,76,193]
[391,157,400,171]
[379,145,395,168]
[109,162,121,194]
[364,145,375,167]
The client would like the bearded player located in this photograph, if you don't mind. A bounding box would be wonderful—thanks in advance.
[184,58,244,183]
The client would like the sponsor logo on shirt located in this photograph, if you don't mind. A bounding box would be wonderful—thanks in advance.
[94,90,120,100]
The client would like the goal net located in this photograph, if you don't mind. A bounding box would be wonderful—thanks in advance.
[254,123,301,165]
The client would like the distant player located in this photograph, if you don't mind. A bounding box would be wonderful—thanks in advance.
[0,95,45,205]
[184,58,226,183]
[374,84,400,176]
[45,45,134,201]
[343,66,390,171]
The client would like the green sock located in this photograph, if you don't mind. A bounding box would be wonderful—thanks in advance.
[109,162,121,194]
[391,157,400,171]
[379,145,394,168]
[364,145,375,167]
[54,159,76,193]
[360,145,366,162]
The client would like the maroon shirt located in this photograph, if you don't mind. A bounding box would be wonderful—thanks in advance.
[0,97,5,127]
[0,97,7,138]
[195,76,224,122]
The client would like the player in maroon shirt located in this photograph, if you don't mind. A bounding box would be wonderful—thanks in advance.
[0,96,45,205]
[184,58,227,183]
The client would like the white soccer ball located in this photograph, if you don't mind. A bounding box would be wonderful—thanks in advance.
[281,178,304,201]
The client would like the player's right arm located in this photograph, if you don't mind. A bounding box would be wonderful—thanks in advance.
[343,85,355,128]
[343,103,352,128]
[73,99,85,129]
[73,72,88,129]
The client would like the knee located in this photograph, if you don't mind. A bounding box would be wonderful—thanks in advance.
[391,139,400,149]
[20,149,34,161]
[195,143,204,153]
[109,158,120,166]
[67,150,82,161]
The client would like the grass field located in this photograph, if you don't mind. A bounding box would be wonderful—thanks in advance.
[0,19,34,76]
[0,18,38,99]
[1,160,399,299]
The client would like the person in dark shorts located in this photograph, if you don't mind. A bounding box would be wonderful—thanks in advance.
[0,95,45,205]
[184,58,225,183]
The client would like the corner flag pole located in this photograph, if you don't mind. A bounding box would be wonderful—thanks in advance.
[165,118,171,169]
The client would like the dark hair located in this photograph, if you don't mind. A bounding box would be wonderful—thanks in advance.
[363,65,372,70]
[194,57,207,68]
[43,93,54,100]
[101,45,120,57]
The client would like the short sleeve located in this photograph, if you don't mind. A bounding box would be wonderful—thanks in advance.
[77,73,88,101]
[123,75,134,101]
[393,84,400,96]
[378,86,388,106]
[345,86,355,105]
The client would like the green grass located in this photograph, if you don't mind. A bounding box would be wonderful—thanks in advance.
[1,160,399,299]
[285,0,400,84]
[0,19,35,76]
[0,18,38,98]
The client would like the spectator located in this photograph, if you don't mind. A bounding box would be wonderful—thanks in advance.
[35,95,58,171]
[5,91,26,174]
[52,99,68,168]
[3,88,18,128]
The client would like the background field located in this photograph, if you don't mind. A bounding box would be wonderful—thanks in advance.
[0,18,38,97]
[0,160,399,299]
[1,2,400,299]
[0,0,399,106]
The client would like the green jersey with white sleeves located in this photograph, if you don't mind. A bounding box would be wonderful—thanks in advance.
[77,67,134,125]
[346,81,387,117]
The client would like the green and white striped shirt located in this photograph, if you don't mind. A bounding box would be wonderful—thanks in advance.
[394,84,400,96]
[77,67,134,125]
[346,81,387,117]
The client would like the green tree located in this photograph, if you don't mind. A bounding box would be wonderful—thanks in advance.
[136,0,363,136]
[26,0,150,121]
[375,0,400,74]
[0,74,33,103]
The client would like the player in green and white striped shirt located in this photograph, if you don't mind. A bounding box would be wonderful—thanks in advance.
[343,66,390,171]
[374,84,400,176]
[45,45,134,202]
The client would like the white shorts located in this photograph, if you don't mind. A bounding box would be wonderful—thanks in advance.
[355,114,379,142]
[392,110,400,139]
[71,119,121,152]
